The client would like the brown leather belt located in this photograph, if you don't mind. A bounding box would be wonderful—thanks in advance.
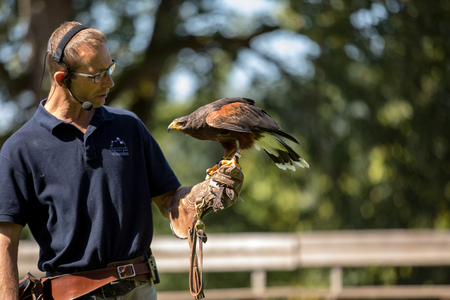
[42,254,152,300]
[90,280,140,299]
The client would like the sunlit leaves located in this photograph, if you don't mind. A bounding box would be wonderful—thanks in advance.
[377,99,413,129]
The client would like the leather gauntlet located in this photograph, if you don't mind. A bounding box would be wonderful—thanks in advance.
[169,165,244,239]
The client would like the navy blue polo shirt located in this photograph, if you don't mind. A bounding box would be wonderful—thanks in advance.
[0,100,180,274]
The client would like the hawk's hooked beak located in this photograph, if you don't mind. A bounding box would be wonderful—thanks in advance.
[168,121,183,132]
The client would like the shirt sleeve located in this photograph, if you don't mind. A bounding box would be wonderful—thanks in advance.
[0,154,32,226]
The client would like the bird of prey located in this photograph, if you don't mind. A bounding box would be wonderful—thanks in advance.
[168,97,309,174]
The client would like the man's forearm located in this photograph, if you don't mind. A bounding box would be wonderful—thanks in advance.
[0,223,22,300]
[0,246,19,299]
[152,187,182,218]
[167,165,244,239]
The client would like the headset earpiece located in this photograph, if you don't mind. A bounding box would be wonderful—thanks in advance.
[62,76,71,88]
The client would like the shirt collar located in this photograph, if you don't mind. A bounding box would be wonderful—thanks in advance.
[36,99,114,134]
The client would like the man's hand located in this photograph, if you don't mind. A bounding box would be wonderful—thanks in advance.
[168,166,244,239]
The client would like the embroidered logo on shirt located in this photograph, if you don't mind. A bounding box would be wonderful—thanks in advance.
[110,137,129,156]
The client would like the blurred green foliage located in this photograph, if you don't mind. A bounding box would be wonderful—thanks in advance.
[2,0,450,293]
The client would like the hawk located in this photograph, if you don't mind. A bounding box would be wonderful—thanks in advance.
[168,97,309,174]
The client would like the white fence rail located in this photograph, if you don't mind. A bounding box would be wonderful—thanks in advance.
[18,230,450,299]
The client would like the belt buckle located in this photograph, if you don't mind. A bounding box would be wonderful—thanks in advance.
[117,263,136,279]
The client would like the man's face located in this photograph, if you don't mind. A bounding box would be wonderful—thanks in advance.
[69,44,115,108]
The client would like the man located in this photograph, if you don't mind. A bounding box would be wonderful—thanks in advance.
[0,21,243,300]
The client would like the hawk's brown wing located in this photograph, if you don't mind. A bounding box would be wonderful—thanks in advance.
[205,101,281,134]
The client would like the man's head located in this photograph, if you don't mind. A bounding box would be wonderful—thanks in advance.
[46,22,114,110]
[47,21,107,81]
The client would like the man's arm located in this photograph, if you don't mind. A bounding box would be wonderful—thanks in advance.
[152,187,180,218]
[152,165,244,239]
[0,222,23,300]
[152,164,244,220]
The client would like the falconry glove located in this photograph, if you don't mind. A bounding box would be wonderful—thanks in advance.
[169,164,244,239]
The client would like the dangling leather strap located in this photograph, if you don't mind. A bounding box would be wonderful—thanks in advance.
[188,223,207,299]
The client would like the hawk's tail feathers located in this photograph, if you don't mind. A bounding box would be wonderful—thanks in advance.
[254,133,309,171]
[275,130,299,144]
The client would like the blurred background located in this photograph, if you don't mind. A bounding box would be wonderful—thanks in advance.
[2,0,450,295]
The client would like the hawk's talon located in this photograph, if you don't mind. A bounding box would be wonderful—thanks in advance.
[219,158,241,170]
[206,164,220,179]
[206,157,242,180]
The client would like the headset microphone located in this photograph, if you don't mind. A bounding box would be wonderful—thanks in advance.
[69,89,93,111]
[82,101,93,111]
[62,75,94,111]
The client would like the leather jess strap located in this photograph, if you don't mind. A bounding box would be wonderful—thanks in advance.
[188,220,207,299]
[42,255,151,300]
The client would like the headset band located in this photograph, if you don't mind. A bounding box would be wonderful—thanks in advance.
[52,24,88,63]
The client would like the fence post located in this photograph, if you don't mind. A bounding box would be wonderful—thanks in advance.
[330,266,343,300]
[251,269,267,296]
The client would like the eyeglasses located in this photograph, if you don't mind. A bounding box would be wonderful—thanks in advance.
[71,59,116,84]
